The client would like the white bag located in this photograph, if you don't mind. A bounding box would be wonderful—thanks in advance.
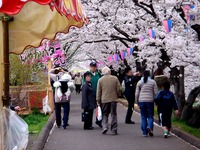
[2,107,29,150]
[96,106,102,121]
[43,95,52,114]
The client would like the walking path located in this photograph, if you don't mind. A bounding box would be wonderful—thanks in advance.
[44,94,197,150]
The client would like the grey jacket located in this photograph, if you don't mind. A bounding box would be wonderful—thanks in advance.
[135,77,158,103]
[81,81,96,110]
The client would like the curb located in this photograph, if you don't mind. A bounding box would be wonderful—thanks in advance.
[118,99,200,149]
[32,112,56,150]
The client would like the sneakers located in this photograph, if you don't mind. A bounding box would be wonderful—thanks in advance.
[102,128,108,134]
[163,130,169,138]
[147,128,154,137]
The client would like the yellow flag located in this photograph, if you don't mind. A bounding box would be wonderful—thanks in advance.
[9,2,84,54]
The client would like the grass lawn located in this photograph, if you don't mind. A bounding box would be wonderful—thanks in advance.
[154,107,200,139]
[171,118,200,139]
[20,109,49,135]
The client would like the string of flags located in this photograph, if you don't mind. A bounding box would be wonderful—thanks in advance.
[108,48,134,63]
[107,19,175,63]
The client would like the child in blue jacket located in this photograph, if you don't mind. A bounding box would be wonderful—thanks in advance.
[155,81,179,138]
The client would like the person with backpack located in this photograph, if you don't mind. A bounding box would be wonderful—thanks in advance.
[135,70,158,137]
[81,72,96,130]
[155,81,179,138]
[50,69,75,129]
[123,67,141,124]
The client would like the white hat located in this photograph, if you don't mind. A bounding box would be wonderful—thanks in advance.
[59,73,72,81]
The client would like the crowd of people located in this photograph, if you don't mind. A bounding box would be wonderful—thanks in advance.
[48,61,179,138]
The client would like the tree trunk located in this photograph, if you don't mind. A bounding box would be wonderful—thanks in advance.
[178,66,185,114]
[181,86,200,120]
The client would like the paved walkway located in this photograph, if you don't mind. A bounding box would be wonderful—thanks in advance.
[44,94,197,150]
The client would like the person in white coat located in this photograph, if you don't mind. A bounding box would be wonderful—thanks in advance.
[49,69,75,129]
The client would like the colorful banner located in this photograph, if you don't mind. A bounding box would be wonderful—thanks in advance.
[113,54,119,61]
[127,48,134,56]
[98,61,104,67]
[0,0,51,15]
[9,2,84,54]
[50,0,87,23]
[120,51,125,60]
[148,29,156,38]
[108,56,113,63]
[124,51,127,58]
[162,20,172,33]
[20,41,67,67]
[139,36,145,42]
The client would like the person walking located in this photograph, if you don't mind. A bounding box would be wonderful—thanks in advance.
[97,67,121,135]
[155,81,179,138]
[50,69,75,129]
[83,61,102,128]
[81,72,96,130]
[123,67,141,124]
[135,70,158,137]
[75,73,82,94]
[153,68,169,124]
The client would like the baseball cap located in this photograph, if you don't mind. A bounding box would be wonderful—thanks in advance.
[90,62,97,67]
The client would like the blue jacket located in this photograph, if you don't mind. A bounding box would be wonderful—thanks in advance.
[124,75,141,99]
[155,90,178,114]
[81,81,96,110]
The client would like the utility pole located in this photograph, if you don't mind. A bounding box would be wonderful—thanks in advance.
[0,14,13,150]
[1,15,13,107]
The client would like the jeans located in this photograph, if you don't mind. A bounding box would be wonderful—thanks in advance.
[102,102,118,133]
[139,102,154,135]
[55,102,70,128]
[125,96,135,122]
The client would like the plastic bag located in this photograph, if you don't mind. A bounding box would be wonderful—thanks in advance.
[1,107,29,150]
[43,95,52,114]
[96,106,102,121]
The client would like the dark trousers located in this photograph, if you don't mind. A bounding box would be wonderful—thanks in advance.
[84,109,94,129]
[75,84,81,94]
[160,110,173,129]
[125,97,135,122]
[139,102,154,135]
[102,102,118,133]
[55,102,70,128]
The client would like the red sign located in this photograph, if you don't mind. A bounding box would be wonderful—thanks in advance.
[0,0,51,15]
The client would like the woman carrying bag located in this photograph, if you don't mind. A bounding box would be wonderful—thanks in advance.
[81,72,96,130]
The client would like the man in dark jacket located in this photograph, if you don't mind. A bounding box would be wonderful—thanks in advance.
[123,67,141,124]
[81,72,96,130]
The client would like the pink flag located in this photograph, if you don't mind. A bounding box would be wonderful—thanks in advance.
[108,56,113,62]
[148,29,156,38]
[139,36,145,42]
[162,20,172,33]
[120,51,125,60]
[114,54,119,61]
